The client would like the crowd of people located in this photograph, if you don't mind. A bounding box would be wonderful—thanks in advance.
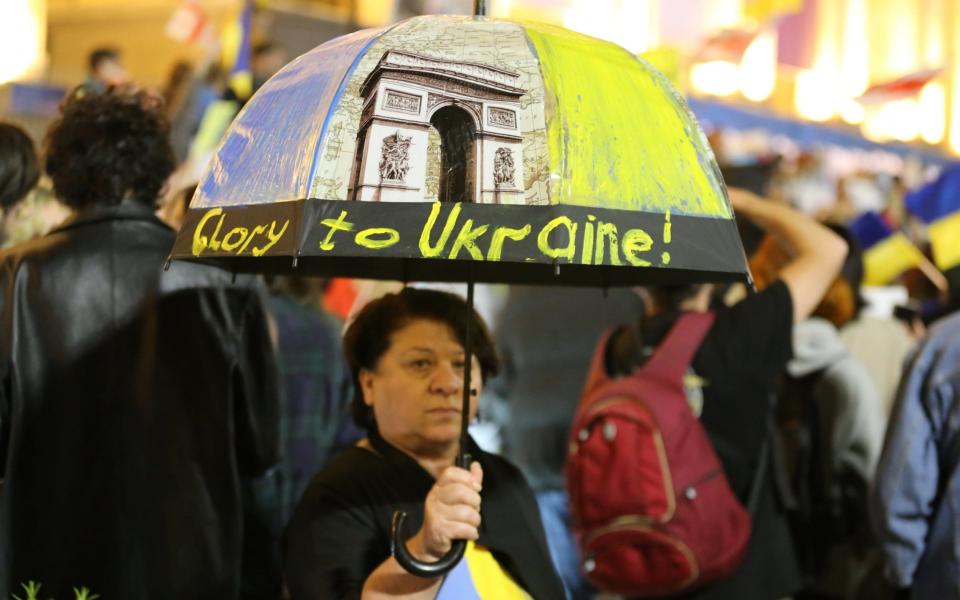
[0,42,958,600]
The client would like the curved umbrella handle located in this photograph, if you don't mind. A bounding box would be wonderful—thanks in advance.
[391,510,466,577]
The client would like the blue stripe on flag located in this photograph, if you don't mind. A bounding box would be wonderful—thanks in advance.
[435,556,482,600]
[905,162,960,224]
[849,211,893,251]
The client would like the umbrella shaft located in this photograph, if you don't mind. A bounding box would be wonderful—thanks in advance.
[459,279,474,468]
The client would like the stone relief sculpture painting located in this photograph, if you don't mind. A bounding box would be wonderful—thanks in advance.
[309,18,551,205]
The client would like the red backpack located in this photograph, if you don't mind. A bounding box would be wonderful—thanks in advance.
[566,312,754,597]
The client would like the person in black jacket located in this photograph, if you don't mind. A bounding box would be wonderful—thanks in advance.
[284,288,564,599]
[0,89,279,599]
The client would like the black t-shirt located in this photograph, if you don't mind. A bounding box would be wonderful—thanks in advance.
[282,432,564,600]
[607,280,793,493]
[606,280,802,600]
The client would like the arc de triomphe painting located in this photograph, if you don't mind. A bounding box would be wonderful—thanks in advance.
[348,50,527,204]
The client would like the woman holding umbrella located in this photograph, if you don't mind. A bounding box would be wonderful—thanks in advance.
[284,287,564,599]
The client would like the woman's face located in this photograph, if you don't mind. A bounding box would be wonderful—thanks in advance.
[360,318,482,456]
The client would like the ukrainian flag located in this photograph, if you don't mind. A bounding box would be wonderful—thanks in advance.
[221,0,253,101]
[906,163,960,272]
[849,211,926,286]
[434,542,532,600]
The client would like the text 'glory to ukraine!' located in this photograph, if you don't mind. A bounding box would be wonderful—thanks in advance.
[191,201,673,266]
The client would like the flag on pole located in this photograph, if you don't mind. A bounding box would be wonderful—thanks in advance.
[849,211,926,286]
[905,163,960,271]
[222,0,254,101]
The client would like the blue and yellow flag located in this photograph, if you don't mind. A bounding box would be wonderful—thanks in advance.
[906,163,960,271]
[221,0,253,100]
[849,211,926,286]
[434,542,531,600]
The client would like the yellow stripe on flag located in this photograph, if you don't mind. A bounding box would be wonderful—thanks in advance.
[221,16,241,71]
[188,99,240,160]
[863,232,926,285]
[464,542,532,600]
[929,212,960,271]
[228,71,253,101]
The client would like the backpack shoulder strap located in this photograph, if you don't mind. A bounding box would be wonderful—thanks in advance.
[641,311,716,383]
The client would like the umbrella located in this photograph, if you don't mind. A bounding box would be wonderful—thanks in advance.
[170,10,749,578]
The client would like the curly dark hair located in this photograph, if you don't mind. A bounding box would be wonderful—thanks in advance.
[343,287,499,431]
[0,123,39,209]
[44,89,175,209]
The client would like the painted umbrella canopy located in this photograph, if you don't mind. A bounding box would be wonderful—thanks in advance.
[172,15,748,286]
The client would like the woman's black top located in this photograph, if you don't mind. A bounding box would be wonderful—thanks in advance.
[283,431,565,599]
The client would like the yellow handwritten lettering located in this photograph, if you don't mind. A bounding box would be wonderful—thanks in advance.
[208,210,226,251]
[238,224,268,255]
[419,202,461,258]
[449,219,489,260]
[487,225,531,261]
[355,227,400,249]
[319,210,355,251]
[192,208,224,256]
[252,219,289,256]
[594,222,622,266]
[581,215,596,265]
[663,210,672,244]
[623,228,653,267]
[220,227,249,252]
[537,216,577,261]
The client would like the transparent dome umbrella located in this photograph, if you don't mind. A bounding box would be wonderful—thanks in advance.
[170,12,750,578]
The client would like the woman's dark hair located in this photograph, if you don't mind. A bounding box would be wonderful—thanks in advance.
[343,287,499,431]
[0,123,39,209]
[44,89,175,209]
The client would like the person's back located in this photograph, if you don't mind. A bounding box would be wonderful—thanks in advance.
[781,317,885,598]
[0,90,278,599]
[840,314,914,415]
[603,189,848,599]
[265,279,358,531]
[871,311,960,600]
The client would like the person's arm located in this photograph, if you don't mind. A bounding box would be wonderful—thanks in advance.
[728,187,847,323]
[869,342,941,588]
[362,463,483,600]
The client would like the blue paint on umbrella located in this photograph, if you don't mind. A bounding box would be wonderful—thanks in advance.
[306,31,383,200]
[193,27,385,208]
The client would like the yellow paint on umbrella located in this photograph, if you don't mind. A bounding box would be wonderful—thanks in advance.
[523,22,731,218]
